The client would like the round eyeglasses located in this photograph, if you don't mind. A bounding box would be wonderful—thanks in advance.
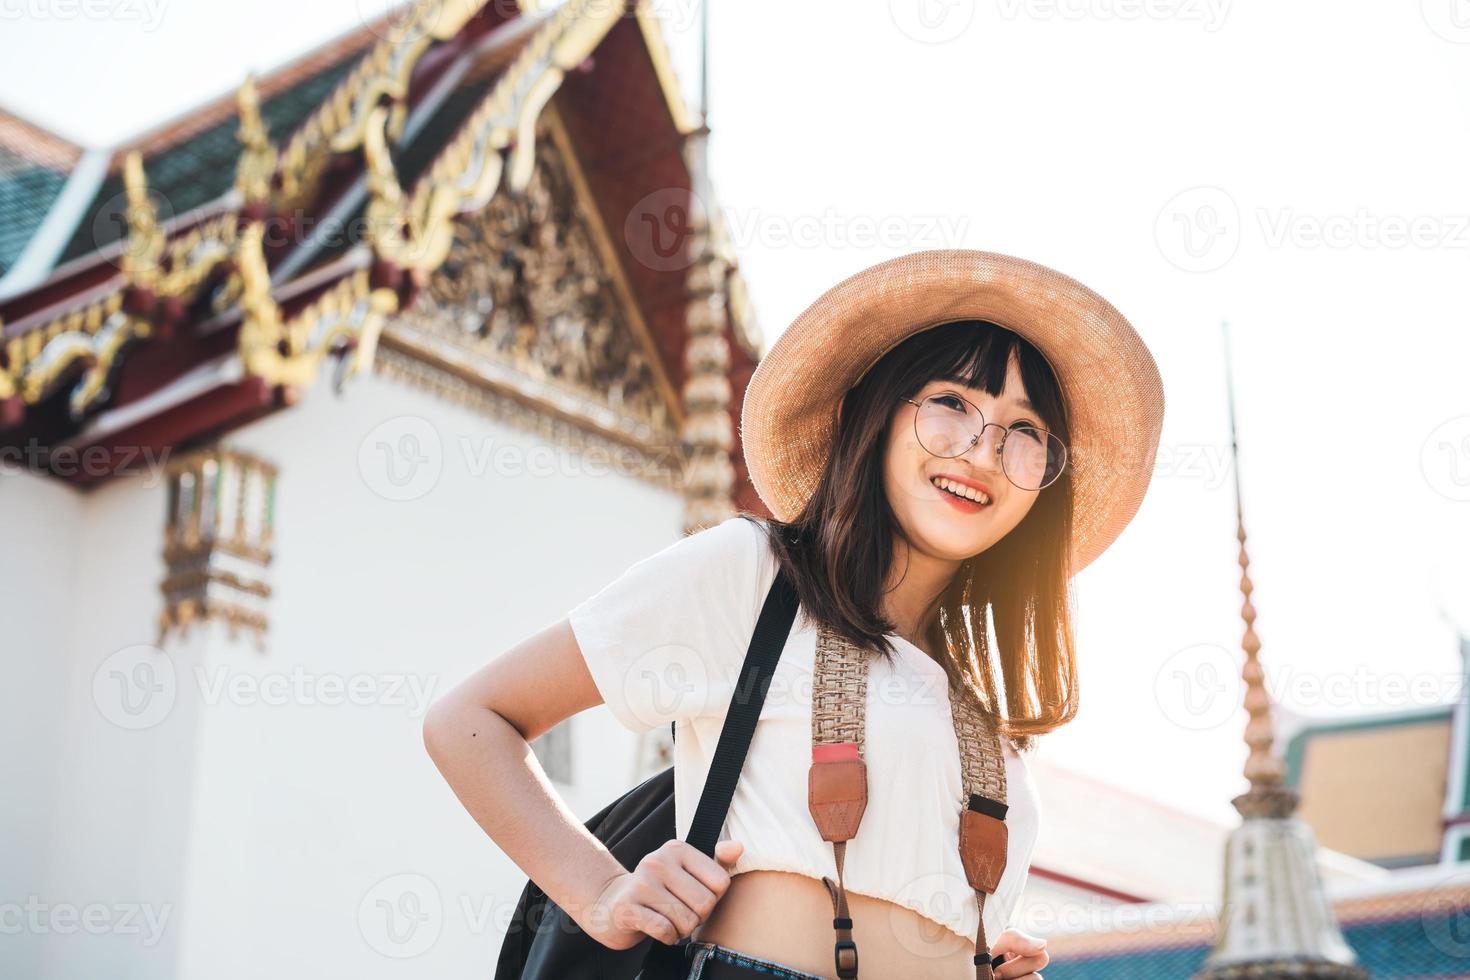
[903,392,1068,491]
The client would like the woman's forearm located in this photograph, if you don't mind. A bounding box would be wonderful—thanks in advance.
[422,698,627,930]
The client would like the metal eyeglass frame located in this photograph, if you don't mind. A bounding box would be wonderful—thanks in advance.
[902,394,1069,491]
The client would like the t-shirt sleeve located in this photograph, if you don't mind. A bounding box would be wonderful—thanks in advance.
[567,515,773,735]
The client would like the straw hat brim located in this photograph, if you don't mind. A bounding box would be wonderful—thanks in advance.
[738,249,1165,577]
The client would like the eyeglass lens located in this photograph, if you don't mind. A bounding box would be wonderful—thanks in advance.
[914,393,1066,490]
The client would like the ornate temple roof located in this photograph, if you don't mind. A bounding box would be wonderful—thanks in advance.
[0,0,765,512]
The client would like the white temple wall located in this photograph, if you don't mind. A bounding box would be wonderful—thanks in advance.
[5,369,685,979]
[0,460,188,978]
[1,469,87,977]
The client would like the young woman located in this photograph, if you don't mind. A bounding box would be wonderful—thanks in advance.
[424,250,1165,980]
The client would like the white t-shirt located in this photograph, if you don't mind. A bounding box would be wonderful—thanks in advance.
[568,515,1040,944]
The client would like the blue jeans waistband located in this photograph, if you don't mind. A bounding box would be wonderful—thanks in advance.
[684,939,827,979]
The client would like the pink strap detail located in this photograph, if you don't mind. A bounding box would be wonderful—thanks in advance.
[812,741,860,763]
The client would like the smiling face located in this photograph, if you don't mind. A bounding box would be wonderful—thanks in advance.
[779,318,1077,738]
[882,351,1044,563]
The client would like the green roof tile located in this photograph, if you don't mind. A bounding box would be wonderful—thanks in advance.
[0,147,70,277]
[56,53,361,266]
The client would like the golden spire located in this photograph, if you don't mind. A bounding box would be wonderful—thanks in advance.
[1196,320,1368,979]
[1221,320,1296,820]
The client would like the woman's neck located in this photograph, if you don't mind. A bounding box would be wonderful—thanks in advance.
[879,536,961,652]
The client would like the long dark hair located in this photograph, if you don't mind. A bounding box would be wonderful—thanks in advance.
[743,319,1078,748]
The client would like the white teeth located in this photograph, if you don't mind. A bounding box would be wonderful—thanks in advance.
[931,477,990,505]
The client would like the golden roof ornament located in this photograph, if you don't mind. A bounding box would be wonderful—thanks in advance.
[120,151,164,290]
[234,73,277,211]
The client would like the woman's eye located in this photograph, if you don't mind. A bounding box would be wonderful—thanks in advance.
[932,394,967,413]
[1009,423,1044,442]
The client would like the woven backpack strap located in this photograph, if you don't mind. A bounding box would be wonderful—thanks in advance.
[951,684,1010,980]
[808,623,868,979]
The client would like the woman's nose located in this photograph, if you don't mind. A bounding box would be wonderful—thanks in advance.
[957,423,1006,473]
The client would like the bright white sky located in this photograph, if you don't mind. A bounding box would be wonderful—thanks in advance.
[4,0,1469,829]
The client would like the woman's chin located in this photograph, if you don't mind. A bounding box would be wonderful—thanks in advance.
[908,513,994,560]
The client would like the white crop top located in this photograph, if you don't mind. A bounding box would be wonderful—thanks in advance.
[567,515,1040,943]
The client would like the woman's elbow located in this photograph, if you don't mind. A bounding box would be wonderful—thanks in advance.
[422,693,467,765]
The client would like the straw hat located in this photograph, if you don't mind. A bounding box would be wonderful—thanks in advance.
[739,249,1165,577]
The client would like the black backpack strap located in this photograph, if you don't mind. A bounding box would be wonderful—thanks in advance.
[640,567,799,977]
[684,566,799,856]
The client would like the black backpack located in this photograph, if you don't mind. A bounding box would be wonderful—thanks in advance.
[494,568,801,980]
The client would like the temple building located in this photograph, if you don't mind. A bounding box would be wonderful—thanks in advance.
[2,2,1465,978]
[3,2,764,975]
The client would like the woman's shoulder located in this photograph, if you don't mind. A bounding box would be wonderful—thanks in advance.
[645,514,782,628]
[686,512,772,553]
[725,512,777,549]
[621,513,772,577]
[567,515,783,733]
[697,514,781,580]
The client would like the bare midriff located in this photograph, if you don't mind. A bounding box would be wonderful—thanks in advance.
[690,868,979,979]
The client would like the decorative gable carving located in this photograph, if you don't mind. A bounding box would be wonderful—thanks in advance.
[378,110,684,486]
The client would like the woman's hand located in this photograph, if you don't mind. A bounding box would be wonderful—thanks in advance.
[581,839,744,950]
[992,926,1048,979]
